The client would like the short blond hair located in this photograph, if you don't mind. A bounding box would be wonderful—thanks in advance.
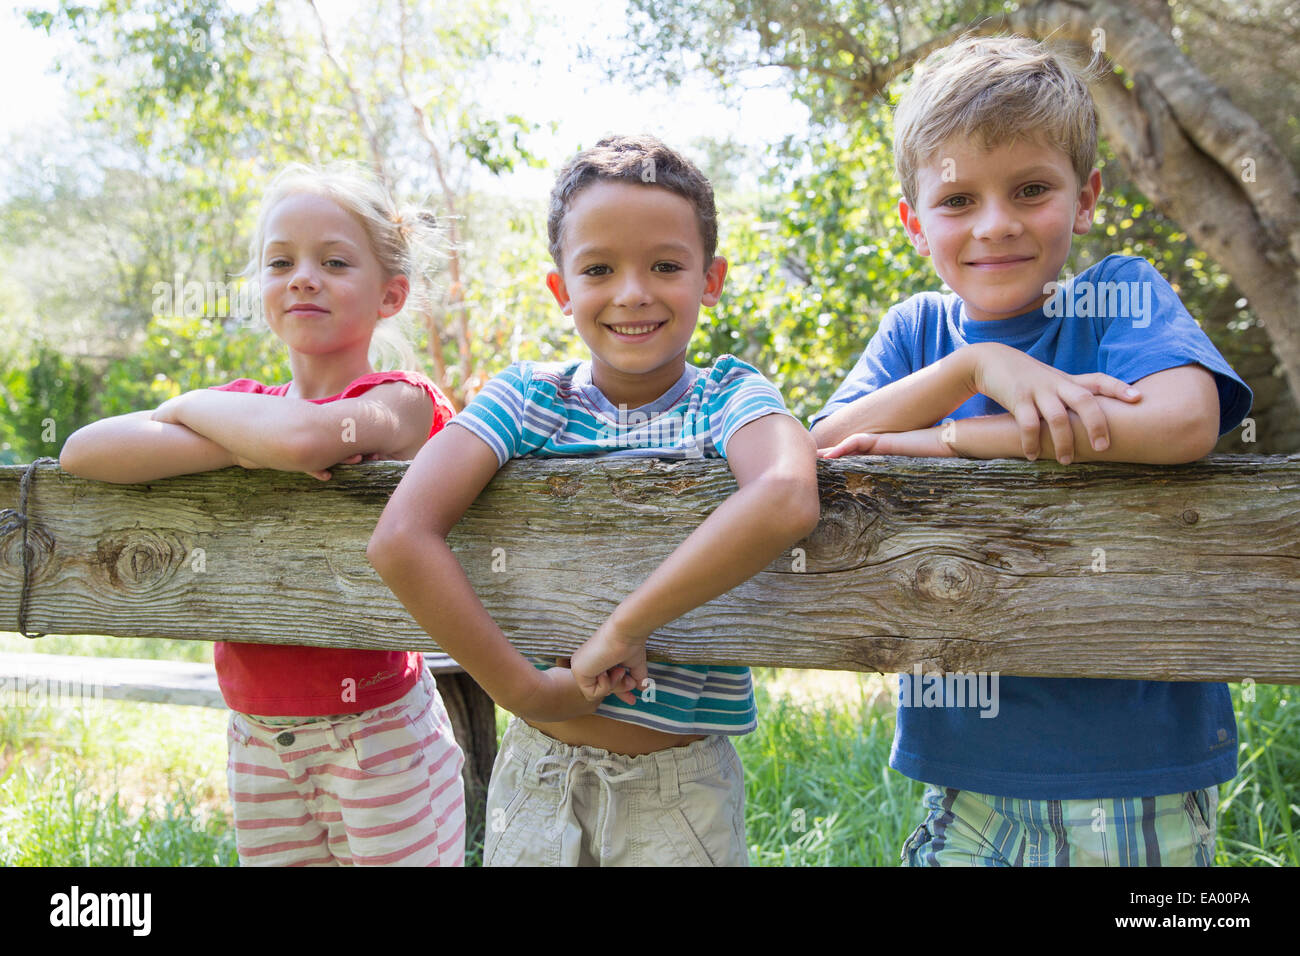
[893,35,1098,206]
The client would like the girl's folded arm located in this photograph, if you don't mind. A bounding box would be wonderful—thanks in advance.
[158,382,433,472]
[59,410,238,484]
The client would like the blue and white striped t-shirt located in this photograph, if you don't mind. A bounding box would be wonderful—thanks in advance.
[450,354,791,735]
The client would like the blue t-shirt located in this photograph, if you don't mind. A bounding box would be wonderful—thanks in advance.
[812,254,1253,798]
[451,354,792,736]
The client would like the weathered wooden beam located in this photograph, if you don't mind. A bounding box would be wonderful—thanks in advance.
[2,456,1298,683]
[0,651,223,708]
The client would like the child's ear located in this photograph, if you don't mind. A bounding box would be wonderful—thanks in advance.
[898,198,931,257]
[1073,168,1103,235]
[545,271,573,315]
[700,256,728,308]
[379,275,410,318]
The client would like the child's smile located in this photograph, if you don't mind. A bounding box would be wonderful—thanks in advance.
[899,137,1101,322]
[546,181,727,408]
[606,320,668,340]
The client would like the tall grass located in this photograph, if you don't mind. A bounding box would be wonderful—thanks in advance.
[0,697,235,866]
[1,634,1295,866]
[739,671,923,866]
[1219,680,1299,866]
[0,633,212,662]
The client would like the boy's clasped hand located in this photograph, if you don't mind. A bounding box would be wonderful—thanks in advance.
[819,342,1143,464]
[570,618,651,705]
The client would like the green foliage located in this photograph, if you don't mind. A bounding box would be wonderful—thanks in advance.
[739,672,923,865]
[0,693,235,866]
[4,657,1290,867]
[623,0,1270,424]
[1,315,285,463]
[7,0,554,412]
[429,193,578,397]
[0,756,236,866]
[1221,681,1300,866]
[0,346,97,465]
[0,633,213,663]
[100,313,287,410]
[699,109,936,422]
[623,0,1002,112]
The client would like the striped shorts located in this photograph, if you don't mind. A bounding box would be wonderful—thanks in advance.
[226,668,466,866]
[902,784,1218,866]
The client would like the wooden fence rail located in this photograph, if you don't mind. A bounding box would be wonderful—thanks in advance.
[5,455,1298,836]
[2,456,1298,684]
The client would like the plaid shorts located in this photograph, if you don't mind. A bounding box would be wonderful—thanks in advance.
[902,784,1218,867]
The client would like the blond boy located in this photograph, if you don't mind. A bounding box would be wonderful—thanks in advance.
[813,37,1252,866]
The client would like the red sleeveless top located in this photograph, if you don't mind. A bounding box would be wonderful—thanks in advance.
[209,370,454,715]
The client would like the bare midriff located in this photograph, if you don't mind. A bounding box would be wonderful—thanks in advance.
[525,714,706,757]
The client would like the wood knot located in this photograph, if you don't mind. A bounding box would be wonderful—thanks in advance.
[607,477,652,505]
[655,477,699,494]
[913,556,978,604]
[803,496,881,568]
[1180,509,1199,525]
[0,514,55,573]
[95,529,187,592]
[843,472,875,495]
[542,475,583,499]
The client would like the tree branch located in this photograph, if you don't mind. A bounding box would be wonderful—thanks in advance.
[304,0,391,188]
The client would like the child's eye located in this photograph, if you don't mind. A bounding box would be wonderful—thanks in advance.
[266,258,291,269]
[940,195,971,209]
[1020,183,1049,198]
[652,262,682,273]
[324,257,349,268]
[581,264,611,276]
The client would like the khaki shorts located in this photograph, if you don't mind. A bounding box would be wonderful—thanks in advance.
[484,717,748,866]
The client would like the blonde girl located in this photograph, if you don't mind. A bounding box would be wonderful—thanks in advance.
[61,164,466,866]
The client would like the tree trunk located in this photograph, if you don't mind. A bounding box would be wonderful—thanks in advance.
[980,0,1300,412]
[806,0,1300,411]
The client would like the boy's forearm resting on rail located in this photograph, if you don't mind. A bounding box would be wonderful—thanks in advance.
[809,347,983,445]
[811,342,1143,458]
[367,426,629,722]
[837,366,1220,465]
[370,523,600,721]
[570,413,821,697]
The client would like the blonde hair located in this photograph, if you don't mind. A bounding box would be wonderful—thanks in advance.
[241,162,442,371]
[893,35,1098,207]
